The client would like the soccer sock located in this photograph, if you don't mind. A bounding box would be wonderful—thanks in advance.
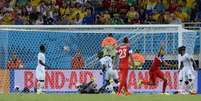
[118,80,123,93]
[162,80,167,93]
[40,81,44,92]
[124,82,128,92]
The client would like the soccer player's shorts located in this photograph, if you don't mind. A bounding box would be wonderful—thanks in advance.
[105,68,118,81]
[179,68,195,82]
[149,70,164,83]
[36,69,45,81]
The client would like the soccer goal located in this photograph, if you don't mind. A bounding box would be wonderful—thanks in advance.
[0,25,199,94]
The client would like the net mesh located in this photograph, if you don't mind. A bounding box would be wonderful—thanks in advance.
[0,25,199,93]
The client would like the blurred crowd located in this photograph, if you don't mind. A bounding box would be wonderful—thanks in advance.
[0,0,201,25]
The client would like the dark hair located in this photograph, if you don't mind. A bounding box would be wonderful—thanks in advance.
[40,45,45,52]
[108,33,113,37]
[123,37,129,43]
[178,46,186,51]
[178,46,186,54]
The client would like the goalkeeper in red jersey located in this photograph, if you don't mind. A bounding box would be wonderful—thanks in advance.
[116,37,134,96]
[138,46,177,94]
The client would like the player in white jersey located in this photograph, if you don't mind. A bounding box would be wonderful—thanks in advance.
[36,45,49,94]
[97,51,119,93]
[178,46,197,94]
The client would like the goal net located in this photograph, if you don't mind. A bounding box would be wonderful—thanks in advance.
[0,25,199,94]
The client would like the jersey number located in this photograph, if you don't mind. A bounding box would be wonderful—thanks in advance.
[119,49,127,58]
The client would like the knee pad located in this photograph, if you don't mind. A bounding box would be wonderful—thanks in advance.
[114,79,119,84]
[185,81,189,85]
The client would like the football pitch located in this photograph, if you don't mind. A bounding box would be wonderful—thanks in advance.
[0,94,201,101]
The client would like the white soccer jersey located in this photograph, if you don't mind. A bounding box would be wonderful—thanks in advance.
[99,56,113,70]
[36,52,45,71]
[36,52,46,80]
[180,53,194,71]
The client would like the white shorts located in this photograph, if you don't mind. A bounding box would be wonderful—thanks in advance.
[179,68,195,82]
[36,69,45,81]
[105,69,118,81]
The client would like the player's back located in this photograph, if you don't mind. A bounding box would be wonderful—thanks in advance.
[117,44,132,64]
[36,52,45,70]
[99,56,113,69]
[150,56,162,71]
[181,53,194,70]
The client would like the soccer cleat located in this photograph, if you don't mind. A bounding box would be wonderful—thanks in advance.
[160,93,170,95]
[137,80,143,87]
[125,92,132,96]
[117,92,122,96]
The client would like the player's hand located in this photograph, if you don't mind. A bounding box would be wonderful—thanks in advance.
[172,64,178,68]
[46,66,51,69]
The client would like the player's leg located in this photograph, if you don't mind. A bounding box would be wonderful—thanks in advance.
[178,69,185,93]
[157,71,167,93]
[185,70,195,94]
[117,70,124,95]
[98,70,110,93]
[139,71,157,86]
[36,70,45,94]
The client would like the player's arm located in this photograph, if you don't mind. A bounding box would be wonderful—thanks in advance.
[179,62,184,72]
[162,61,177,68]
[190,58,198,70]
[39,60,50,68]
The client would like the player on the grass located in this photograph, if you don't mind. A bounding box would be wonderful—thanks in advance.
[138,46,176,94]
[116,37,134,96]
[178,46,196,94]
[97,51,119,93]
[36,45,49,94]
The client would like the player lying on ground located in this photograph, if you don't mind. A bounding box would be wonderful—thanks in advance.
[97,51,119,93]
[178,46,197,94]
[116,37,134,96]
[76,78,99,94]
[138,46,177,94]
[36,45,50,94]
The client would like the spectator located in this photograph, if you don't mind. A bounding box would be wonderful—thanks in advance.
[146,0,157,15]
[110,14,124,24]
[131,14,141,24]
[14,15,24,25]
[154,0,164,13]
[35,15,44,25]
[126,7,139,24]
[169,13,182,24]
[7,52,23,69]
[82,8,94,24]
[71,49,85,69]
[175,7,188,22]
[168,0,178,13]
[74,13,83,24]
[102,0,111,10]
[195,11,201,21]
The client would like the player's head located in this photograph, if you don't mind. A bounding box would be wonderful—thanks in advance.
[40,44,46,53]
[178,46,186,55]
[108,33,113,37]
[97,51,104,59]
[123,37,129,43]
[158,46,165,57]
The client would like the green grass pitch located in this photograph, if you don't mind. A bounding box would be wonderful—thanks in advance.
[0,94,201,101]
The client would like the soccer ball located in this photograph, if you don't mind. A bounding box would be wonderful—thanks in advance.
[64,46,70,52]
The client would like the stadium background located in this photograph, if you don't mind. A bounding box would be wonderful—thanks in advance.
[0,0,200,97]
